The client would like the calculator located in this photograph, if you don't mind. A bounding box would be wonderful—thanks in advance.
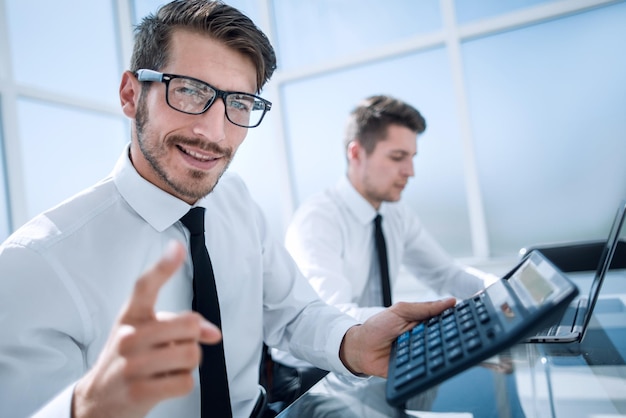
[386,250,579,406]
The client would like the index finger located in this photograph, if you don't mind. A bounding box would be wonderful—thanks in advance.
[119,241,187,324]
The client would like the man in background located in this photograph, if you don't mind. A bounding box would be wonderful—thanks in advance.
[269,95,496,408]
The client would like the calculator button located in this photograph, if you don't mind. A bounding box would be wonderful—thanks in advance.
[395,361,416,377]
[410,354,425,368]
[444,328,459,341]
[446,337,461,349]
[442,321,457,332]
[459,313,472,323]
[412,344,425,357]
[429,346,443,359]
[478,312,490,323]
[396,346,409,357]
[428,336,442,349]
[463,328,478,340]
[447,346,463,362]
[411,324,425,336]
[460,323,475,333]
[394,366,426,389]
[396,353,410,366]
[466,337,482,351]
[429,355,444,371]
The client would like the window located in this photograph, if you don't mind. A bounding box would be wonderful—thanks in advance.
[1,0,624,260]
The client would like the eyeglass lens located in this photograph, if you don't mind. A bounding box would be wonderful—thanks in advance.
[167,77,266,127]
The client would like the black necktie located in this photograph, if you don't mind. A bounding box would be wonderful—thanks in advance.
[374,214,392,307]
[180,207,232,418]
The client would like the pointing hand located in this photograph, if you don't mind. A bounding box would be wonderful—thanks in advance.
[72,241,221,418]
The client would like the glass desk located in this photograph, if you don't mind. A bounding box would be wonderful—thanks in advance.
[277,270,626,418]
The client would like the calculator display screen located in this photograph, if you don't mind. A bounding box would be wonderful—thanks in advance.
[509,259,556,308]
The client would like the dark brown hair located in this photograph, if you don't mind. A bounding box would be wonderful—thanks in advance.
[344,95,426,155]
[131,0,276,92]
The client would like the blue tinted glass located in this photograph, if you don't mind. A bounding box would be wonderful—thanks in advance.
[132,0,169,22]
[17,99,128,220]
[221,0,262,23]
[6,0,119,106]
[463,3,626,256]
[282,48,474,257]
[272,0,442,70]
[0,110,10,240]
[454,0,559,24]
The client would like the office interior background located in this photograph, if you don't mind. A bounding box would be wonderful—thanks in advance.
[0,0,625,272]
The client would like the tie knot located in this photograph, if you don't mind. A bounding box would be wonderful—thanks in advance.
[374,214,382,227]
[180,207,206,236]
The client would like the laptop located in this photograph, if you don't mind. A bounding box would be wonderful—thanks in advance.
[386,250,579,407]
[525,199,626,343]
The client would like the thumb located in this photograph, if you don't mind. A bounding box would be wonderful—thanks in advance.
[119,240,186,324]
[392,298,457,324]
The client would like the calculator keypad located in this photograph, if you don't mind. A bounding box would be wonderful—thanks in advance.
[392,295,498,390]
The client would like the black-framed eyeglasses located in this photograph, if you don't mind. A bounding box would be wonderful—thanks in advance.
[135,69,272,128]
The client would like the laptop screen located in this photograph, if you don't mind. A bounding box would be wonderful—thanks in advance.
[579,199,626,341]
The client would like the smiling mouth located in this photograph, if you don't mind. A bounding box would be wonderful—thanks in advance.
[177,144,220,162]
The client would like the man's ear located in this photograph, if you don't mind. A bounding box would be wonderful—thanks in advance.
[347,140,362,163]
[119,71,140,118]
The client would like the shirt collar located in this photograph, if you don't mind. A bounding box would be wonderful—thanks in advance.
[335,175,389,225]
[112,144,193,232]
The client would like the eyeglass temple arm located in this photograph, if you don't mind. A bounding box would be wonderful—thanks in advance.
[136,69,164,82]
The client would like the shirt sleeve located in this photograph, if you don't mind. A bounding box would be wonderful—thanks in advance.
[31,384,76,418]
[0,243,86,418]
[400,207,497,298]
[284,201,383,323]
[254,202,360,374]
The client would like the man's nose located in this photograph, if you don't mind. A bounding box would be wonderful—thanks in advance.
[401,160,414,177]
[191,99,227,143]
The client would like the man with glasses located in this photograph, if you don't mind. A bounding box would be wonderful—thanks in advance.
[0,2,454,418]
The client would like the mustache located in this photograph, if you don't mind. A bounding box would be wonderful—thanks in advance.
[168,135,233,159]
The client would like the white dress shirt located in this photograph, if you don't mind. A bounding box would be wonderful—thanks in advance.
[272,176,494,367]
[0,146,357,418]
